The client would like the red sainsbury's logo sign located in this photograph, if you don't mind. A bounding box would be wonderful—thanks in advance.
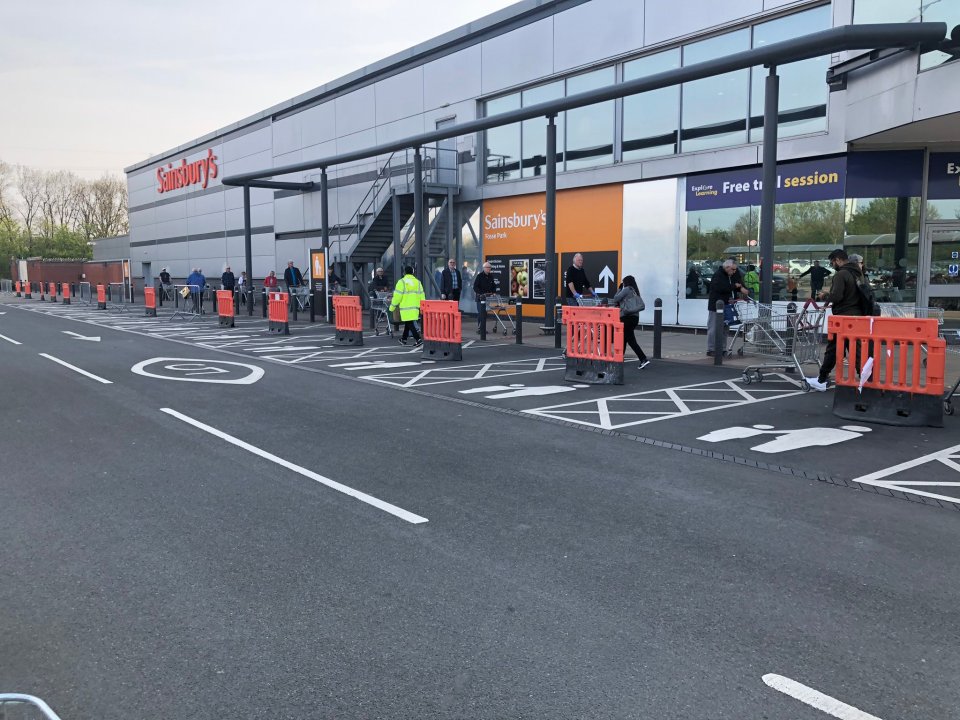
[156,148,218,193]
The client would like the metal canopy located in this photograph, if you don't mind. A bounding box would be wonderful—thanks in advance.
[223,23,945,185]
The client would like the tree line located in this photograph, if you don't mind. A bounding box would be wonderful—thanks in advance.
[1,160,128,276]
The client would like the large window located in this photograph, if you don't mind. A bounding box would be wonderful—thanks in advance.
[521,82,564,178]
[564,68,616,170]
[750,6,831,141]
[622,49,680,161]
[853,1,960,70]
[681,30,750,152]
[484,93,521,182]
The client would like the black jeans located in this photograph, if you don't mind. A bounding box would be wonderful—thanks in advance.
[622,314,648,362]
[401,320,421,342]
[818,336,863,383]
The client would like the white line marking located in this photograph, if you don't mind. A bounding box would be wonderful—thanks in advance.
[160,408,428,525]
[62,330,100,341]
[39,353,112,384]
[0,333,22,345]
[853,443,960,483]
[762,674,884,720]
[880,481,960,486]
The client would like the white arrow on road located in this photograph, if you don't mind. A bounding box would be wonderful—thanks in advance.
[596,265,615,294]
[62,330,100,342]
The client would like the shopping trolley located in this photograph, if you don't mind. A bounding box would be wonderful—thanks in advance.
[290,286,311,312]
[735,302,829,386]
[371,291,394,337]
[940,326,960,416]
[576,295,603,307]
[485,294,516,335]
[0,694,64,720]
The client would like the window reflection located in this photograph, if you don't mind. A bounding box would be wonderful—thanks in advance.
[521,82,564,178]
[623,49,680,161]
[853,0,960,70]
[682,30,750,152]
[565,67,615,170]
[750,6,831,141]
[485,94,521,182]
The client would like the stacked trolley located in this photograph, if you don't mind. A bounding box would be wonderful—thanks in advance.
[371,291,394,337]
[942,325,960,416]
[732,300,830,387]
[484,293,516,336]
[0,694,64,720]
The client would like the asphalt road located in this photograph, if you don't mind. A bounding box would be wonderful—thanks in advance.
[2,303,960,720]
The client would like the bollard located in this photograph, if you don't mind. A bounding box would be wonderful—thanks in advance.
[261,289,267,318]
[290,290,297,321]
[479,298,487,341]
[713,300,725,366]
[247,288,254,317]
[653,298,662,360]
[327,293,334,324]
[38,283,45,301]
[515,301,523,344]
[71,283,77,299]
[554,301,562,349]
[234,288,240,315]
[130,281,135,304]
[311,289,318,324]
[784,303,797,372]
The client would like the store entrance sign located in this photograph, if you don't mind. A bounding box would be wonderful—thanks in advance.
[928,153,960,200]
[686,156,846,211]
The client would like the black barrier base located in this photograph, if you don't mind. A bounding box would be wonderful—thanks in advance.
[423,340,462,361]
[334,329,364,346]
[62,298,70,305]
[23,293,32,299]
[97,301,107,310]
[833,386,943,428]
[219,315,235,328]
[145,307,157,317]
[564,358,624,385]
[268,320,290,335]
[49,295,57,303]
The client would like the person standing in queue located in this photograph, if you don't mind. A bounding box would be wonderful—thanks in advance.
[473,261,498,334]
[440,258,462,302]
[221,265,236,292]
[264,270,279,290]
[370,267,390,294]
[706,259,748,356]
[283,260,304,291]
[389,266,425,346]
[611,275,650,370]
[564,253,595,305]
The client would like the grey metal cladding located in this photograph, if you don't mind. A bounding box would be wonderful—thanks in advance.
[130,226,275,248]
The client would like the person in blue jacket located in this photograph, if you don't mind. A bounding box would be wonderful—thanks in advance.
[186,268,205,312]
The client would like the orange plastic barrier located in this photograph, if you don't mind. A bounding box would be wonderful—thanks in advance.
[563,306,625,384]
[61,282,71,304]
[97,284,107,310]
[333,295,363,346]
[48,282,56,302]
[267,291,289,335]
[216,289,235,328]
[144,287,157,316]
[14,281,20,297]
[22,282,32,299]
[829,315,945,426]
[421,300,461,360]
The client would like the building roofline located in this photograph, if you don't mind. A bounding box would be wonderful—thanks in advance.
[125,0,582,174]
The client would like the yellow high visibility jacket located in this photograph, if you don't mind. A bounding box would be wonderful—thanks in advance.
[389,273,425,321]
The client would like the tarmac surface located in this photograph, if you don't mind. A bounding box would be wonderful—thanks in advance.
[3,294,960,720]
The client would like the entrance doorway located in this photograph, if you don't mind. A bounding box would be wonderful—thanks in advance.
[919,222,960,325]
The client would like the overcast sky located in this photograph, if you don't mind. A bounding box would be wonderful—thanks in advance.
[0,0,520,179]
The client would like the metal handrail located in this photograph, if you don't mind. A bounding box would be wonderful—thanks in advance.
[0,694,65,720]
[339,151,399,247]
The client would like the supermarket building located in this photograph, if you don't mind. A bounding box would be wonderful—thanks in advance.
[124,0,960,327]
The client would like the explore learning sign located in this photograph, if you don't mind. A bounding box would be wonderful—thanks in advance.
[686,156,846,211]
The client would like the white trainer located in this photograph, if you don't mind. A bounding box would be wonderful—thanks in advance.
[805,377,828,392]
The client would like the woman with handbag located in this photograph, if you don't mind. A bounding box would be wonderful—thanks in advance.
[611,275,650,369]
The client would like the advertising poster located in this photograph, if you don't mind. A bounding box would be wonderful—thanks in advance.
[310,248,326,293]
[486,257,506,295]
[510,259,529,298]
[532,259,546,299]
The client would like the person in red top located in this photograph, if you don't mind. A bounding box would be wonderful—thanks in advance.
[263,270,279,289]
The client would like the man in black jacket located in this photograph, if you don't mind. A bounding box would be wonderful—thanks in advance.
[283,260,304,290]
[221,266,236,292]
[706,259,749,355]
[473,261,498,333]
[806,249,864,391]
[440,258,463,302]
[799,260,831,298]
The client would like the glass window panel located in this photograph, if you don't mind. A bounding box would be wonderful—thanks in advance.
[853,0,921,24]
[623,49,681,161]
[484,93,521,182]
[749,7,831,141]
[681,30,750,152]
[565,67,615,170]
[845,196,920,302]
[521,81,564,178]
[920,3,960,70]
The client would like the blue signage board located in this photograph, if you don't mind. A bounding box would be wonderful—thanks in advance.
[846,150,923,199]
[928,153,960,201]
[686,156,847,211]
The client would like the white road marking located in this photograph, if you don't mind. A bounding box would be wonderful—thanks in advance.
[131,357,264,384]
[853,443,960,483]
[697,424,870,454]
[762,674,884,720]
[62,330,100,341]
[160,408,428,524]
[39,353,112,384]
[850,443,960,504]
[0,333,22,345]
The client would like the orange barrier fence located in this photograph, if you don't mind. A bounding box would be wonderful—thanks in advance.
[563,306,625,384]
[96,284,107,310]
[61,283,71,304]
[216,290,235,328]
[333,295,363,346]
[267,291,289,335]
[48,282,57,302]
[22,282,31,299]
[829,315,945,427]
[15,281,20,297]
[421,300,462,360]
[144,287,157,316]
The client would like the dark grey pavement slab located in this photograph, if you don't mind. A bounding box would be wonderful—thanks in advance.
[3,299,960,719]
